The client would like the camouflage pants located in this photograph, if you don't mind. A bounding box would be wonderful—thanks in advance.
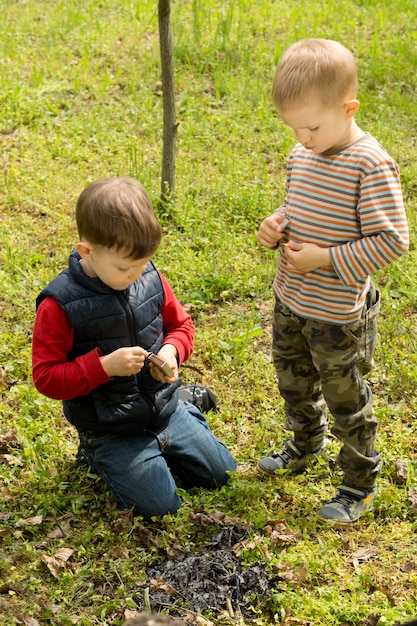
[271,283,382,488]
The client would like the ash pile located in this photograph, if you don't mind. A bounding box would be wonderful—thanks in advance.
[139,522,281,622]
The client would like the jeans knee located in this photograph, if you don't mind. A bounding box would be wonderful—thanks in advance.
[203,459,235,489]
[121,491,182,520]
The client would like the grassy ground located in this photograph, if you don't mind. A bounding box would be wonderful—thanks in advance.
[1,0,417,624]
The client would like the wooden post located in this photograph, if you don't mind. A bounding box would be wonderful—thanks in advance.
[158,0,177,201]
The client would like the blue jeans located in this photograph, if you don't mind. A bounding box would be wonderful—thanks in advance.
[78,401,236,520]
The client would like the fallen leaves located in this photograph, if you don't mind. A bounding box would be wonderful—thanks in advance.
[15,516,43,528]
[46,520,72,539]
[408,489,417,511]
[272,563,309,584]
[189,508,242,528]
[262,518,299,546]
[391,459,409,484]
[351,547,377,568]
[0,429,23,467]
[0,364,12,390]
[0,452,23,466]
[42,547,74,579]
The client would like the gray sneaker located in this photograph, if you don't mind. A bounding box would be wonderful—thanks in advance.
[318,484,377,524]
[258,438,324,475]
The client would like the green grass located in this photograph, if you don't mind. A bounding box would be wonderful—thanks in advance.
[1,0,417,624]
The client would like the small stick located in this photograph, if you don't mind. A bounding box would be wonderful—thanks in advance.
[226,597,234,618]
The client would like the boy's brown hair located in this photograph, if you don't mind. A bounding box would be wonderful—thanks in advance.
[272,38,358,110]
[76,177,162,259]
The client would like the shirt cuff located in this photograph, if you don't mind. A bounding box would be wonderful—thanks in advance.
[78,348,112,389]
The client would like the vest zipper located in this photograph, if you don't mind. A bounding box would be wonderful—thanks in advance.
[121,292,157,421]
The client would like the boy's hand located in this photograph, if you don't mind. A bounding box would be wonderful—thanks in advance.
[149,343,179,383]
[99,346,148,377]
[256,214,288,249]
[283,241,332,273]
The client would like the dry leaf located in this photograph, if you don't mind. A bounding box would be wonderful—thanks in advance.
[132,520,163,548]
[400,560,415,573]
[16,515,43,528]
[274,563,309,583]
[18,616,41,626]
[0,430,21,453]
[42,548,74,579]
[1,486,12,501]
[110,507,135,534]
[190,508,243,528]
[165,542,184,559]
[408,489,417,511]
[54,547,74,562]
[392,459,408,484]
[232,538,258,556]
[110,545,130,559]
[0,453,23,466]
[351,547,377,563]
[47,520,72,539]
[181,609,215,626]
[262,519,298,545]
[124,608,140,620]
[0,364,8,389]
[149,577,180,597]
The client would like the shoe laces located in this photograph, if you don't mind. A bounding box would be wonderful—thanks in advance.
[331,486,365,509]
[274,441,302,464]
[331,492,356,509]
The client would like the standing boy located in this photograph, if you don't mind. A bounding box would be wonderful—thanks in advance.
[32,177,236,520]
[257,39,408,523]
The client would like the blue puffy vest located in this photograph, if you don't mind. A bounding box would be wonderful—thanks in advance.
[36,250,179,434]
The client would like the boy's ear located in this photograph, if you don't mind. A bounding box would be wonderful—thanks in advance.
[76,241,94,260]
[343,98,360,117]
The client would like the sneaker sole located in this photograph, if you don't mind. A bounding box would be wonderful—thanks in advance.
[317,491,376,525]
[316,512,373,526]
[317,514,359,526]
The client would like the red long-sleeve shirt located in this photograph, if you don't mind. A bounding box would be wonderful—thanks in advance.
[32,272,194,401]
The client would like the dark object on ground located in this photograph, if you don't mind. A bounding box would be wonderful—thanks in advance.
[178,384,218,412]
[138,523,280,622]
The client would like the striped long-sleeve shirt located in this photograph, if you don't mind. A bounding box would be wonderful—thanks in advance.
[273,133,409,324]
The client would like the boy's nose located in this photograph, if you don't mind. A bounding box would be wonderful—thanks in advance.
[296,129,310,144]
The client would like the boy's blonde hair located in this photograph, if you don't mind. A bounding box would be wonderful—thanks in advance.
[272,39,358,109]
[76,177,162,259]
